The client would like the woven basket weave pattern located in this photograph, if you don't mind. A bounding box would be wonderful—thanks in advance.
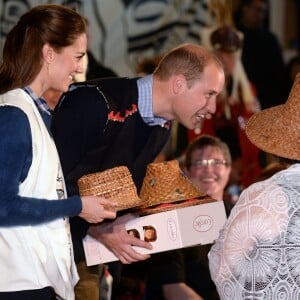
[140,160,204,207]
[78,166,142,211]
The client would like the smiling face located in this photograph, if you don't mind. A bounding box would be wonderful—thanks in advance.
[48,33,87,93]
[171,62,225,131]
[186,145,231,201]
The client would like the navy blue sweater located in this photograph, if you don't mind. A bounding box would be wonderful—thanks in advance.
[0,104,81,227]
[52,77,170,262]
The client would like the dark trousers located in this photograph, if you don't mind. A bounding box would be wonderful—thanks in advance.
[0,287,56,300]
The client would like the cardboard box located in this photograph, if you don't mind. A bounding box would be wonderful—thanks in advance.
[83,200,227,265]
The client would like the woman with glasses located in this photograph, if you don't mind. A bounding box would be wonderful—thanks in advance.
[144,135,232,300]
[185,135,231,204]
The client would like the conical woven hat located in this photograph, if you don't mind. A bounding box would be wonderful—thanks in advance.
[78,166,142,211]
[139,160,205,208]
[246,73,300,160]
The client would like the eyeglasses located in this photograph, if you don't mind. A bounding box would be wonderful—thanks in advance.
[190,159,227,168]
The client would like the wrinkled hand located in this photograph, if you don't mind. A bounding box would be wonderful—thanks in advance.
[79,195,117,223]
[88,213,153,264]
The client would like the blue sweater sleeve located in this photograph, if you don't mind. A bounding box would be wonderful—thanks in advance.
[0,106,82,227]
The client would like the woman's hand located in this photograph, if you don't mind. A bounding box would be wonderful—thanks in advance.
[79,195,117,223]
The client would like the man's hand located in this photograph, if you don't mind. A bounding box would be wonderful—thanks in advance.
[79,195,117,223]
[88,213,153,264]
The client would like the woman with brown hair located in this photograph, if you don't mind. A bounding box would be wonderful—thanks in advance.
[0,4,116,299]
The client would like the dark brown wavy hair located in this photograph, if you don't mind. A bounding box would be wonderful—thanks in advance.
[0,4,86,94]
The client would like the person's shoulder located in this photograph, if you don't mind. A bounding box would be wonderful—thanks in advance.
[0,104,28,121]
[67,80,103,95]
[58,80,108,107]
[56,77,139,110]
[238,170,286,204]
[52,82,110,122]
[0,105,30,139]
[87,77,139,96]
[255,27,280,44]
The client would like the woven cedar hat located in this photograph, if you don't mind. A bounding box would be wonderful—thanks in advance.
[78,166,142,211]
[139,160,206,209]
[246,73,300,160]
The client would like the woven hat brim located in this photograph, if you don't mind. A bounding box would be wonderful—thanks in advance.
[245,105,300,160]
[78,166,143,212]
[138,196,215,215]
[103,194,142,212]
[79,189,143,212]
[140,189,205,208]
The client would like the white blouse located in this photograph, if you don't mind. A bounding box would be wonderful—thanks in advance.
[209,164,300,299]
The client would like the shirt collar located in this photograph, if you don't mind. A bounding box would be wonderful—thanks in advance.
[137,75,167,126]
[23,86,52,116]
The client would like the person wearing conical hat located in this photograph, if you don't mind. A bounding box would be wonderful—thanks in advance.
[208,73,300,299]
